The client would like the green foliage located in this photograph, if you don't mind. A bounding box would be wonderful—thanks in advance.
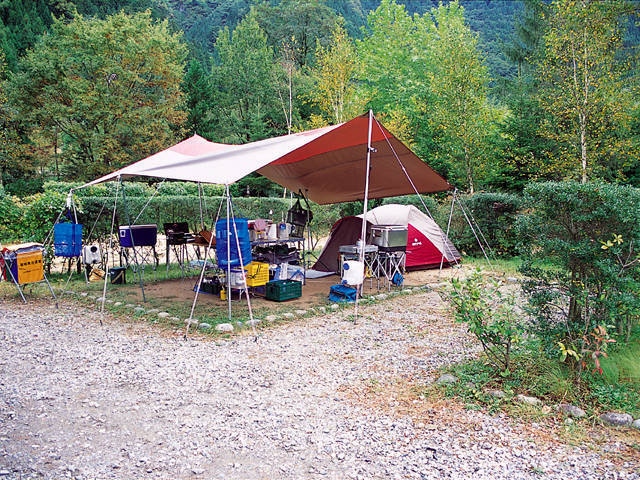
[307,21,363,124]
[211,10,283,143]
[7,10,188,181]
[445,269,522,373]
[424,1,501,193]
[253,0,339,68]
[517,181,640,372]
[599,339,640,385]
[20,190,68,243]
[588,382,640,418]
[0,185,22,242]
[449,192,523,257]
[537,0,639,183]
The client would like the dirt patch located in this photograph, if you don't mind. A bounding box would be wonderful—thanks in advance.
[100,266,463,312]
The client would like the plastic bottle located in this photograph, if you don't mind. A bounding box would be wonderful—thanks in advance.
[220,286,227,301]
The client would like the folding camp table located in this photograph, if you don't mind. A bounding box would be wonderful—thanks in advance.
[2,243,57,305]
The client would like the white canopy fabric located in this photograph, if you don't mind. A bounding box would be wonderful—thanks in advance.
[80,114,451,204]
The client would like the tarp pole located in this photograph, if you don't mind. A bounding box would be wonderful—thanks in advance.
[99,178,121,322]
[355,110,374,321]
[198,182,205,231]
[225,184,232,320]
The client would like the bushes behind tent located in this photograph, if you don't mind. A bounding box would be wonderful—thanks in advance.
[2,181,524,255]
[446,192,523,257]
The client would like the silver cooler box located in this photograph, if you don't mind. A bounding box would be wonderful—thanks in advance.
[369,225,407,251]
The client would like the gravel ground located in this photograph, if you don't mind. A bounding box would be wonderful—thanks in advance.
[1,290,639,480]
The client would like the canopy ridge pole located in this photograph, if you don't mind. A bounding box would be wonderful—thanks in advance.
[198,182,205,231]
[185,192,224,339]
[372,117,435,214]
[225,185,232,320]
[99,178,122,324]
[355,110,375,323]
[185,221,214,339]
[372,117,460,272]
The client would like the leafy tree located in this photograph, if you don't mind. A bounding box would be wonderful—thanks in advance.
[0,0,50,70]
[252,0,339,68]
[490,0,557,192]
[6,11,188,181]
[182,59,216,137]
[308,21,364,124]
[538,0,639,184]
[210,9,283,142]
[356,0,421,117]
[423,1,501,193]
[0,50,41,193]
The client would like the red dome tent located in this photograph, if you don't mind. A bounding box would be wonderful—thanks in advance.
[313,204,460,274]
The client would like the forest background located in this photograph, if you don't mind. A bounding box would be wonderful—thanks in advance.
[0,0,639,247]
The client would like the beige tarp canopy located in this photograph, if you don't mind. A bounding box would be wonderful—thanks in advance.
[81,113,451,202]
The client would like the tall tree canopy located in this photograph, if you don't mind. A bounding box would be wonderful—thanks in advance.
[210,9,283,143]
[308,22,364,125]
[7,11,188,181]
[538,0,639,183]
[423,1,500,193]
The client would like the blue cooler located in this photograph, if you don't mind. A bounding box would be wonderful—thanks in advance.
[215,218,252,268]
[54,223,83,257]
[119,224,157,247]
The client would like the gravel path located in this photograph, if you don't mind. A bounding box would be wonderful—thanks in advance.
[0,292,638,480]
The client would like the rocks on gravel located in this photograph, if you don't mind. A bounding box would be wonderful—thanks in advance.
[599,412,634,427]
[557,404,586,419]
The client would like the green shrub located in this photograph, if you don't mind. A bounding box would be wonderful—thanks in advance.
[0,186,23,242]
[444,269,522,373]
[516,181,640,372]
[449,192,523,257]
[21,190,69,243]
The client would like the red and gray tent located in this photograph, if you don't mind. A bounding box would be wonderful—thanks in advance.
[313,204,460,273]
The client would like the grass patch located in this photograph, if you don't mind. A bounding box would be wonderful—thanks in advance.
[429,341,640,420]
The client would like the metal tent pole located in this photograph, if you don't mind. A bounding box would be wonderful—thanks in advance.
[355,110,375,321]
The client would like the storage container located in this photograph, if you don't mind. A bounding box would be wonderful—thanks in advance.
[228,268,245,289]
[215,218,252,268]
[265,279,302,301]
[6,247,44,284]
[108,266,126,284]
[54,223,83,257]
[119,224,157,248]
[342,260,364,285]
[245,261,270,287]
[369,225,408,251]
[82,245,102,265]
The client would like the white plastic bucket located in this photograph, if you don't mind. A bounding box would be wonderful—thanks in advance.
[342,260,364,285]
[267,223,278,240]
